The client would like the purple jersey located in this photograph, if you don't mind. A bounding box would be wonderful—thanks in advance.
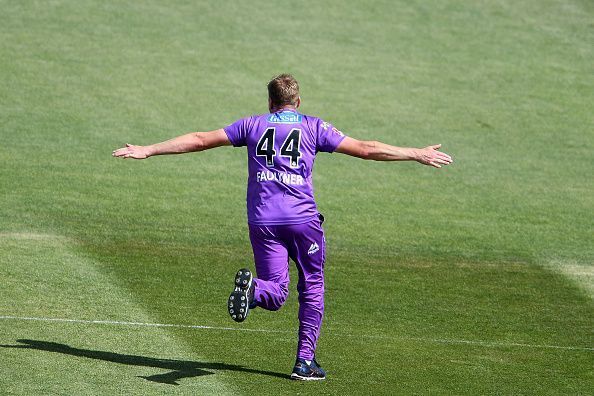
[224,109,346,225]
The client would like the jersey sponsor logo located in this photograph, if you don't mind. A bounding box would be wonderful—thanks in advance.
[267,112,303,124]
[256,171,304,185]
[308,242,319,255]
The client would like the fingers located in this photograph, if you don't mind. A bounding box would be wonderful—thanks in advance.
[421,145,453,168]
[112,146,133,158]
[435,152,453,163]
[112,144,147,159]
[433,154,453,164]
[426,146,453,164]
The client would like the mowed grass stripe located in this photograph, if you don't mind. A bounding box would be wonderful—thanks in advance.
[545,259,594,301]
[0,234,236,395]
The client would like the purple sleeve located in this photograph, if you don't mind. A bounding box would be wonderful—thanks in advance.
[316,119,347,153]
[224,116,253,147]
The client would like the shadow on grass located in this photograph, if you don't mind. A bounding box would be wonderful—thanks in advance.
[1,339,290,384]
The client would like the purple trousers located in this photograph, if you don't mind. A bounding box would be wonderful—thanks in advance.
[249,217,325,361]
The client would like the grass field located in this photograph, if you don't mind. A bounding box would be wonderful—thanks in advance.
[1,0,593,394]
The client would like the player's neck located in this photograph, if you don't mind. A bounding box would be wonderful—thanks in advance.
[270,105,298,113]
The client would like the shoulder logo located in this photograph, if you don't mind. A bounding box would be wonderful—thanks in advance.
[308,242,320,255]
[320,121,330,130]
[332,127,344,137]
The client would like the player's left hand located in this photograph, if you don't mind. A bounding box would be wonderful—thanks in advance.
[112,144,151,159]
[416,144,453,168]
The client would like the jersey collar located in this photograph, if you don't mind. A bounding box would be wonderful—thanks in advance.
[272,107,299,114]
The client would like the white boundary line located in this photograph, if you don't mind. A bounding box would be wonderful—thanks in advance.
[1,315,592,352]
[0,315,291,334]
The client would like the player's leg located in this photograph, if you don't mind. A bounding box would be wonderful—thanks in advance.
[294,226,325,361]
[281,217,326,380]
[248,224,290,311]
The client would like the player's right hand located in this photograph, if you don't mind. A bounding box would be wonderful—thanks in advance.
[112,144,151,159]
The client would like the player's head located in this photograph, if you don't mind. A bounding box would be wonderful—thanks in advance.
[268,74,300,112]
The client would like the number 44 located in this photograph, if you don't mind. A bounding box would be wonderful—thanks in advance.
[256,128,302,168]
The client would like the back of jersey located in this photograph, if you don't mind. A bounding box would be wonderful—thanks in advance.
[224,109,346,225]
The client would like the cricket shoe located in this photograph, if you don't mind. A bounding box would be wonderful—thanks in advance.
[228,268,254,323]
[291,358,326,381]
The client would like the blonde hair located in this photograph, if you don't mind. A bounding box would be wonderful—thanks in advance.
[267,74,300,107]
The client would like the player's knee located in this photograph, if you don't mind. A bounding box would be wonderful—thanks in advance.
[297,282,324,303]
[279,284,290,304]
[271,284,289,310]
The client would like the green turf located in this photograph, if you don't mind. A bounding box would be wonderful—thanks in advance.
[1,0,593,394]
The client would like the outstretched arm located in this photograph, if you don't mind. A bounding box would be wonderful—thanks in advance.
[335,137,453,168]
[112,129,231,159]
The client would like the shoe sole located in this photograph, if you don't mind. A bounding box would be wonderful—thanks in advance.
[290,373,326,381]
[228,268,253,323]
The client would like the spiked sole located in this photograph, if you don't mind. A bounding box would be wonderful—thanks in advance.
[228,268,253,323]
[290,373,326,381]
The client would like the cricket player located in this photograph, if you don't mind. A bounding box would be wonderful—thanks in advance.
[113,74,453,380]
